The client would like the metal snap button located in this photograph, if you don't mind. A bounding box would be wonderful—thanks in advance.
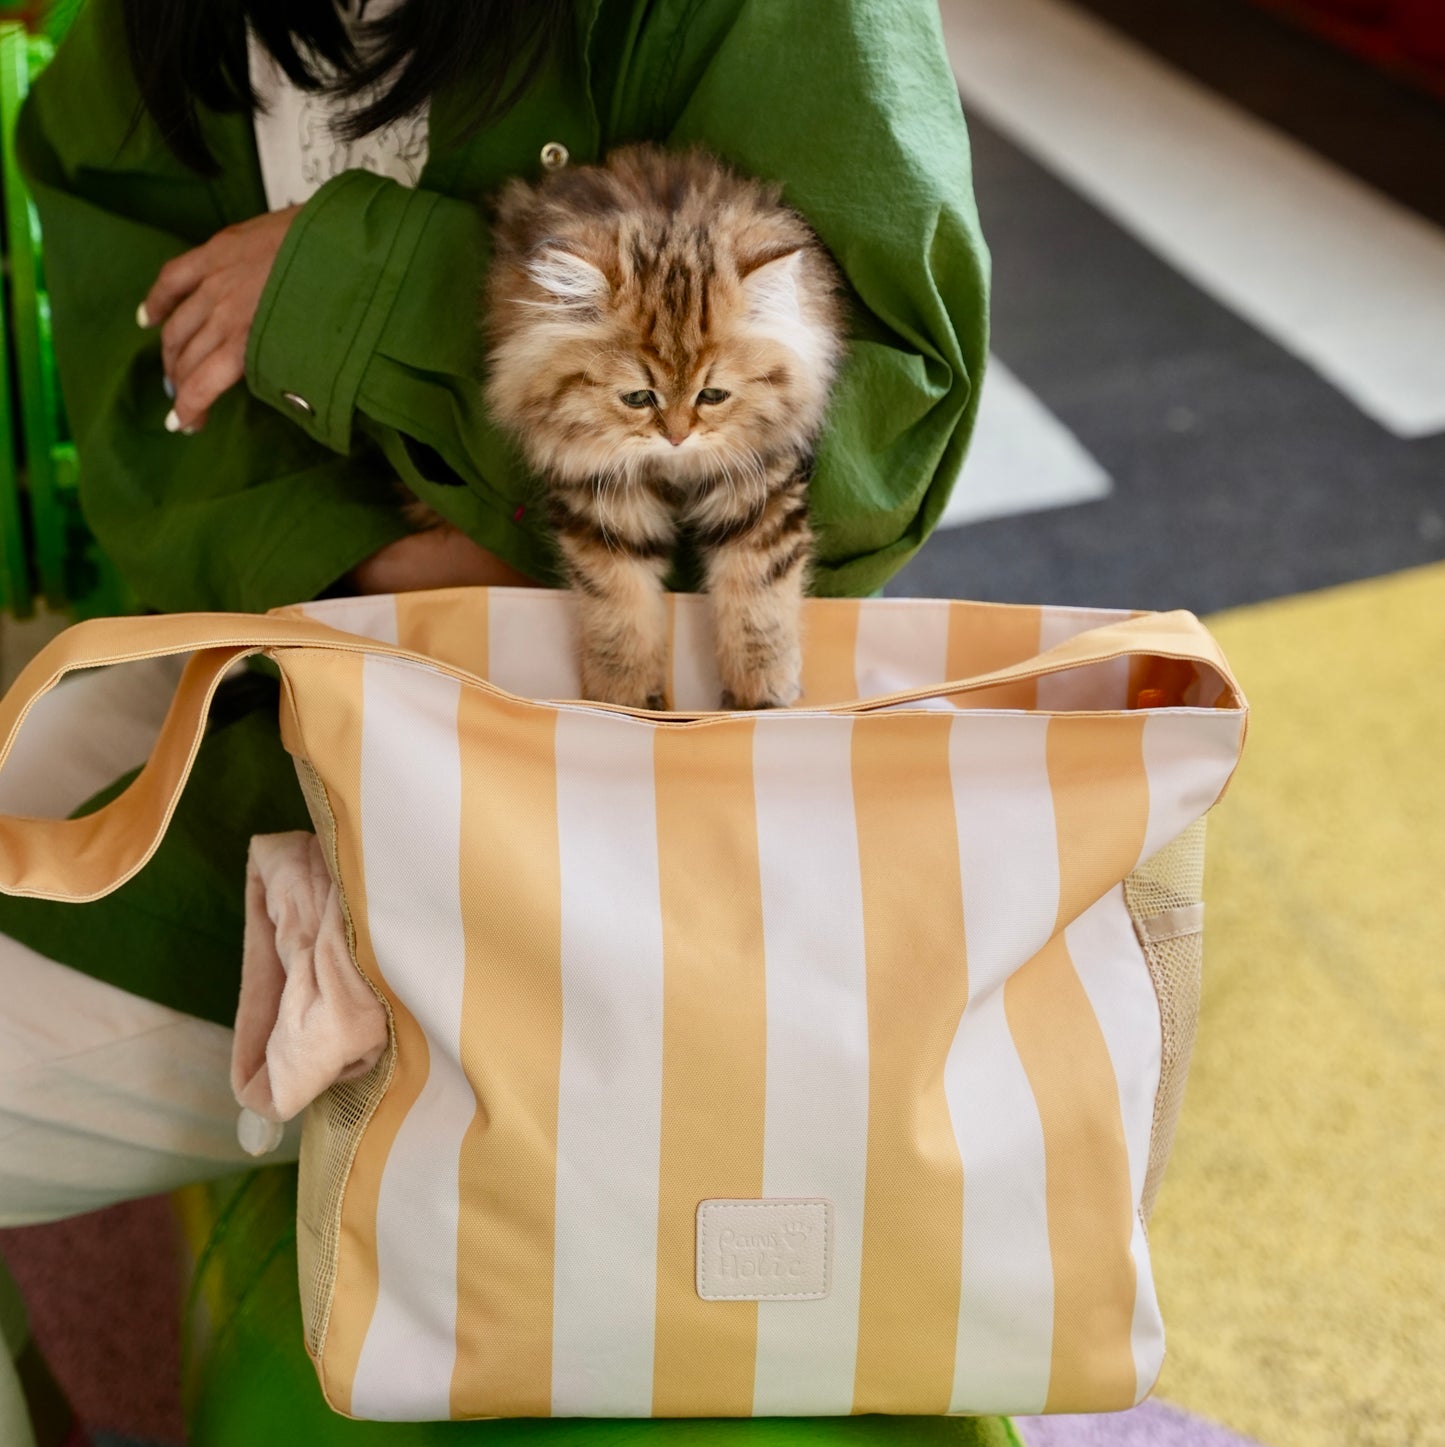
[281,391,314,416]
[540,141,570,172]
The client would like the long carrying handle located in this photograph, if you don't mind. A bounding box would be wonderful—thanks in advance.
[847,607,1242,715]
[0,605,1242,905]
[0,613,380,904]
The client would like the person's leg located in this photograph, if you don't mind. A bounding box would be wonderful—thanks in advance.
[0,653,300,1447]
[0,652,301,1224]
[0,931,298,1227]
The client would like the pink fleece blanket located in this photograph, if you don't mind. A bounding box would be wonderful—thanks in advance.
[231,832,388,1154]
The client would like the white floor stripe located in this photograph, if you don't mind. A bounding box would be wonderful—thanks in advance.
[940,0,1445,438]
[941,358,1112,529]
[751,716,871,1416]
[351,659,470,1421]
[551,711,665,1416]
[945,714,1058,1415]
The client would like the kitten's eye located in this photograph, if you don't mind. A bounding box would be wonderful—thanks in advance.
[696,388,731,405]
[621,390,658,408]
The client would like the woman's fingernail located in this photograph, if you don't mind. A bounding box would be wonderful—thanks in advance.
[164,407,182,433]
[163,375,176,400]
[136,302,152,328]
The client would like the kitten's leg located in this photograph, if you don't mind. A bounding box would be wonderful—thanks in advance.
[699,465,812,710]
[551,491,675,709]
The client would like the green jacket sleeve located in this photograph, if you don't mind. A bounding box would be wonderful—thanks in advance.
[242,169,562,585]
[247,0,990,600]
[24,0,986,610]
[609,0,991,596]
[15,6,417,614]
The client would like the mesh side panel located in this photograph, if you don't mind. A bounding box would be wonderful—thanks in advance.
[1135,929,1202,1221]
[292,758,395,1360]
[1123,817,1207,1221]
[1124,816,1206,919]
[297,1059,390,1356]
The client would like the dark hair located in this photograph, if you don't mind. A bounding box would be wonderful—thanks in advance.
[122,0,574,175]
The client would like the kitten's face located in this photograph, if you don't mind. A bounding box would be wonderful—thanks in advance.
[487,222,842,488]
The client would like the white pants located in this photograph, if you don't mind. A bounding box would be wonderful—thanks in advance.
[0,655,300,1230]
[0,655,302,1445]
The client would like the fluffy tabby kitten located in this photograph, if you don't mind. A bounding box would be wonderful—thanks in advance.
[484,143,845,710]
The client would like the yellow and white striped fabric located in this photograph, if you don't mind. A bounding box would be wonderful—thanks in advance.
[0,589,1247,1423]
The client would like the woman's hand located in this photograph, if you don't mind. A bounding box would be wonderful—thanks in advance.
[138,205,303,434]
[347,528,540,595]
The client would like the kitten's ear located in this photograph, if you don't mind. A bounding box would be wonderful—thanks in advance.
[526,244,611,309]
[740,247,805,328]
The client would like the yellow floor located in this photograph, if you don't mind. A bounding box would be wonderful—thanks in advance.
[1148,565,1445,1447]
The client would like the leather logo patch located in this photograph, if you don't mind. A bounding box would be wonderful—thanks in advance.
[696,1199,832,1302]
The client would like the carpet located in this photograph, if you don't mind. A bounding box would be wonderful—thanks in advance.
[1018,1400,1263,1446]
[1137,566,1445,1447]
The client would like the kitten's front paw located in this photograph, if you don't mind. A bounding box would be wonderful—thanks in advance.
[581,664,669,711]
[720,689,775,711]
[718,667,802,712]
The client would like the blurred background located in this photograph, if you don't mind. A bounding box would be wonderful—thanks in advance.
[0,0,1441,1445]
[906,4,1445,1446]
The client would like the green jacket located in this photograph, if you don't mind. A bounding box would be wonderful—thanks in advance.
[2,0,989,1022]
[19,0,988,609]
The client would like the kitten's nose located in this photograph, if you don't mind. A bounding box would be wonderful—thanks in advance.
[661,407,692,446]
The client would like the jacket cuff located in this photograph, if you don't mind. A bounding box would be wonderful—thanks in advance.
[246,171,440,454]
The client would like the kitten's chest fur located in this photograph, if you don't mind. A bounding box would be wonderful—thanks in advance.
[626,458,793,538]
[483,142,844,709]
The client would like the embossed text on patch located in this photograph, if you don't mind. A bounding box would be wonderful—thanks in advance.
[696,1198,832,1302]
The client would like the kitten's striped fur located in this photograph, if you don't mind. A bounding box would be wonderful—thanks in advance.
[485,144,845,709]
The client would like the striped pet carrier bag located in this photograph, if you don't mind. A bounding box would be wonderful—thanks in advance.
[0,587,1246,1422]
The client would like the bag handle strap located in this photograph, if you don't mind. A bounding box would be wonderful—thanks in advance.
[846,607,1242,714]
[0,613,383,904]
[0,606,1241,904]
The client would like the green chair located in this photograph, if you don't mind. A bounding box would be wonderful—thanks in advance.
[177,1167,1023,1447]
[0,242,29,619]
[0,12,30,619]
[37,0,83,46]
[0,18,130,621]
